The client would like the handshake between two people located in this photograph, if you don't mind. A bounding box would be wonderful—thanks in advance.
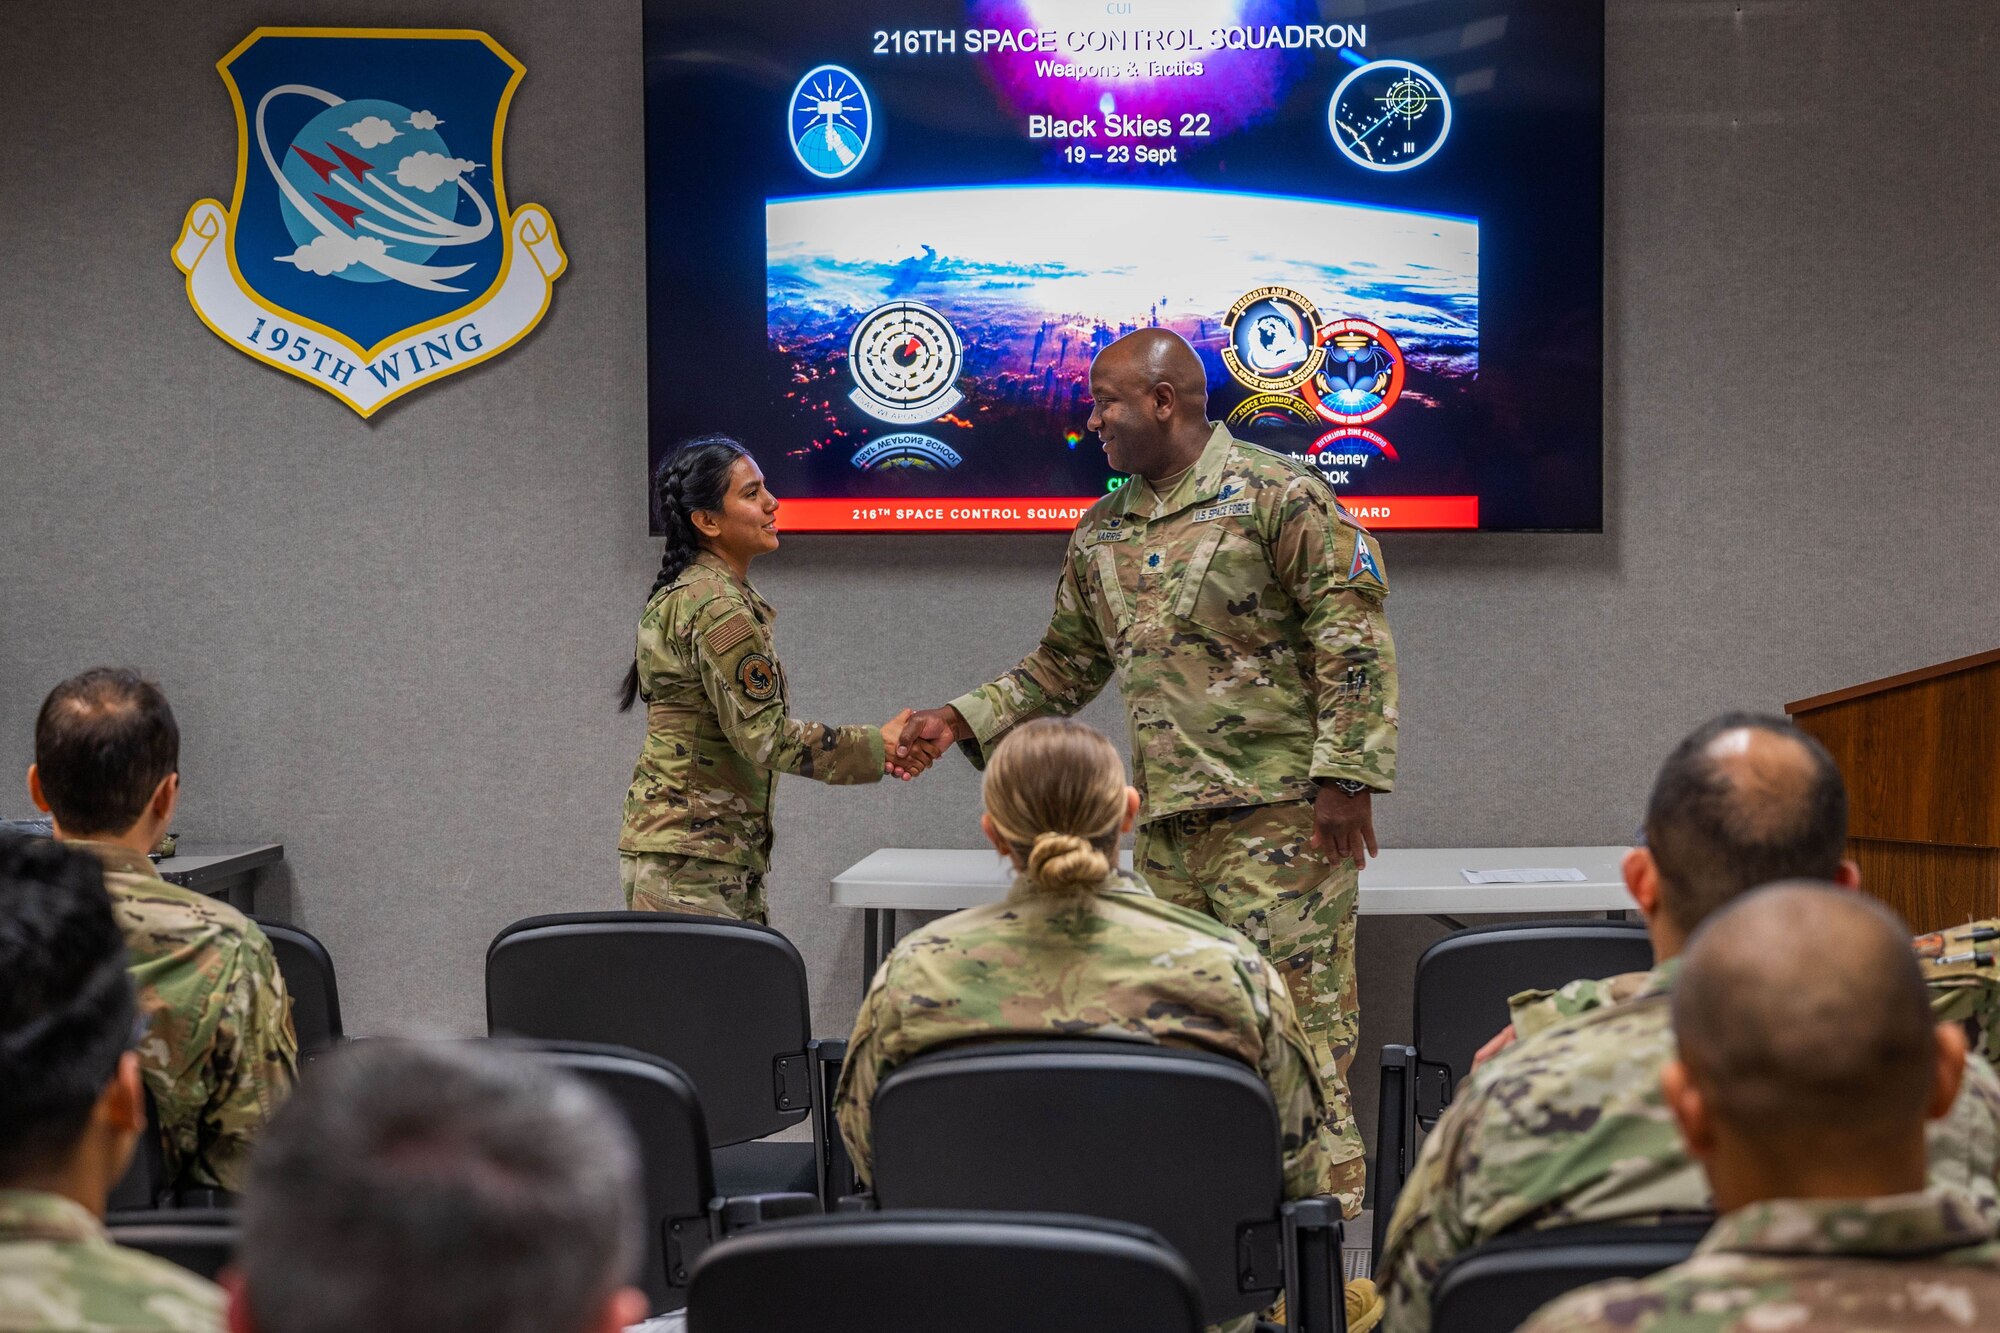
[878,706,973,782]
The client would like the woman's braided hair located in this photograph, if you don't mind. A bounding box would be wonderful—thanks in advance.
[617,435,751,711]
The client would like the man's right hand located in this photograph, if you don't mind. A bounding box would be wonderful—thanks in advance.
[900,706,971,762]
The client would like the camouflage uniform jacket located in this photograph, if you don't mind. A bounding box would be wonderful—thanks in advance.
[78,843,297,1194]
[834,868,1335,1198]
[620,551,885,869]
[1379,959,2000,1333]
[948,424,1397,820]
[1520,1191,2000,1332]
[0,1189,225,1331]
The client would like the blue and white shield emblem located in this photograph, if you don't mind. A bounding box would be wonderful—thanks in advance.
[174,28,566,416]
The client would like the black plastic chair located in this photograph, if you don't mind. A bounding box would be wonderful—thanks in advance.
[105,1209,238,1281]
[864,1039,1347,1333]
[520,1040,819,1314]
[1373,920,1654,1258]
[252,917,345,1059]
[1430,1219,1711,1333]
[486,912,849,1203]
[688,1210,1205,1333]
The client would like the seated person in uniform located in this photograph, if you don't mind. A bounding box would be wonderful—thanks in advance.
[230,1040,647,1333]
[0,834,227,1331]
[1522,883,2000,1332]
[1377,713,2000,1333]
[835,717,1379,1332]
[26,667,298,1194]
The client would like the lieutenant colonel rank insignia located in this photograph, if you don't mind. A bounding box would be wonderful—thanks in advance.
[737,653,778,701]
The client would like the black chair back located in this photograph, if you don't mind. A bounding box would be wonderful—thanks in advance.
[487,912,812,1146]
[688,1210,1205,1333]
[870,1040,1296,1325]
[1430,1220,1711,1333]
[253,917,344,1057]
[1373,919,1653,1257]
[524,1041,718,1314]
[106,1209,239,1281]
[1414,920,1654,1118]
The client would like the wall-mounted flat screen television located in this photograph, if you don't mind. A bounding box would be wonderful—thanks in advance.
[644,0,1603,532]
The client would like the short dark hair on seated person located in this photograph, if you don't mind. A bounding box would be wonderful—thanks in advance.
[240,1040,642,1333]
[1643,712,1847,936]
[34,667,179,838]
[0,834,137,1181]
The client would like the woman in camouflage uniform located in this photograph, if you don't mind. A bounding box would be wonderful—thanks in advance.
[834,717,1382,1331]
[616,436,922,924]
[835,717,1337,1196]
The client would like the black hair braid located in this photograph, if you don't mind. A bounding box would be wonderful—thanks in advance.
[618,435,752,711]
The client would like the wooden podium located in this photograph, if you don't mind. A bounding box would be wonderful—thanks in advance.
[1787,647,2000,932]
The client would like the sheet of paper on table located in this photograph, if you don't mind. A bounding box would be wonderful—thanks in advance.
[1460,867,1590,885]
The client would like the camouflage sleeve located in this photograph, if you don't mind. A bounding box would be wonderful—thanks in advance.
[1515,1282,1657,1333]
[1270,477,1398,790]
[1507,972,1648,1042]
[948,537,1114,765]
[1377,1073,1493,1333]
[693,602,886,784]
[1924,1049,2000,1226]
[834,965,898,1187]
[201,923,300,1191]
[1251,955,1337,1200]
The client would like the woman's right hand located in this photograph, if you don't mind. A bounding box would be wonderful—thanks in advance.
[881,708,941,780]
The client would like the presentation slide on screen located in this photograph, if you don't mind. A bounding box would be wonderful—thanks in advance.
[645,0,1603,532]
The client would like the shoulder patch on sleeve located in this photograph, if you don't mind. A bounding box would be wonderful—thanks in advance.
[704,611,756,656]
[735,653,779,701]
[1348,533,1384,584]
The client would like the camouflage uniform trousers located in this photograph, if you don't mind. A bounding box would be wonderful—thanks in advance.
[620,851,769,925]
[1136,797,1364,1212]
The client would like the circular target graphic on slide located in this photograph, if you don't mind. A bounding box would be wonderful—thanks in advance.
[1329,59,1452,172]
[847,300,966,424]
[790,65,872,179]
[1302,319,1405,425]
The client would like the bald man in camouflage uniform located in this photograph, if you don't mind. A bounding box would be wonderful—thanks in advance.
[1379,717,2000,1333]
[620,549,888,923]
[1520,885,2000,1333]
[30,667,298,1196]
[902,330,1396,1210]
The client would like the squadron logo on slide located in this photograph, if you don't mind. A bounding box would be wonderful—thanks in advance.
[790,64,872,180]
[847,300,966,424]
[172,28,566,417]
[1221,287,1325,393]
[1302,318,1405,425]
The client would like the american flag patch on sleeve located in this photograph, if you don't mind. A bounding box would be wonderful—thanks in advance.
[704,612,756,656]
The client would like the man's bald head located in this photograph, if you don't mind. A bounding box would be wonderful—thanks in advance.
[1674,883,1938,1149]
[1094,328,1208,419]
[1086,328,1213,478]
[1643,713,1847,936]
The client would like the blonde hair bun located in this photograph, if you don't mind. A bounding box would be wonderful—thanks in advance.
[1027,831,1109,894]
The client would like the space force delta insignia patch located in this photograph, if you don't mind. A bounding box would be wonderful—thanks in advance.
[173,28,566,417]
